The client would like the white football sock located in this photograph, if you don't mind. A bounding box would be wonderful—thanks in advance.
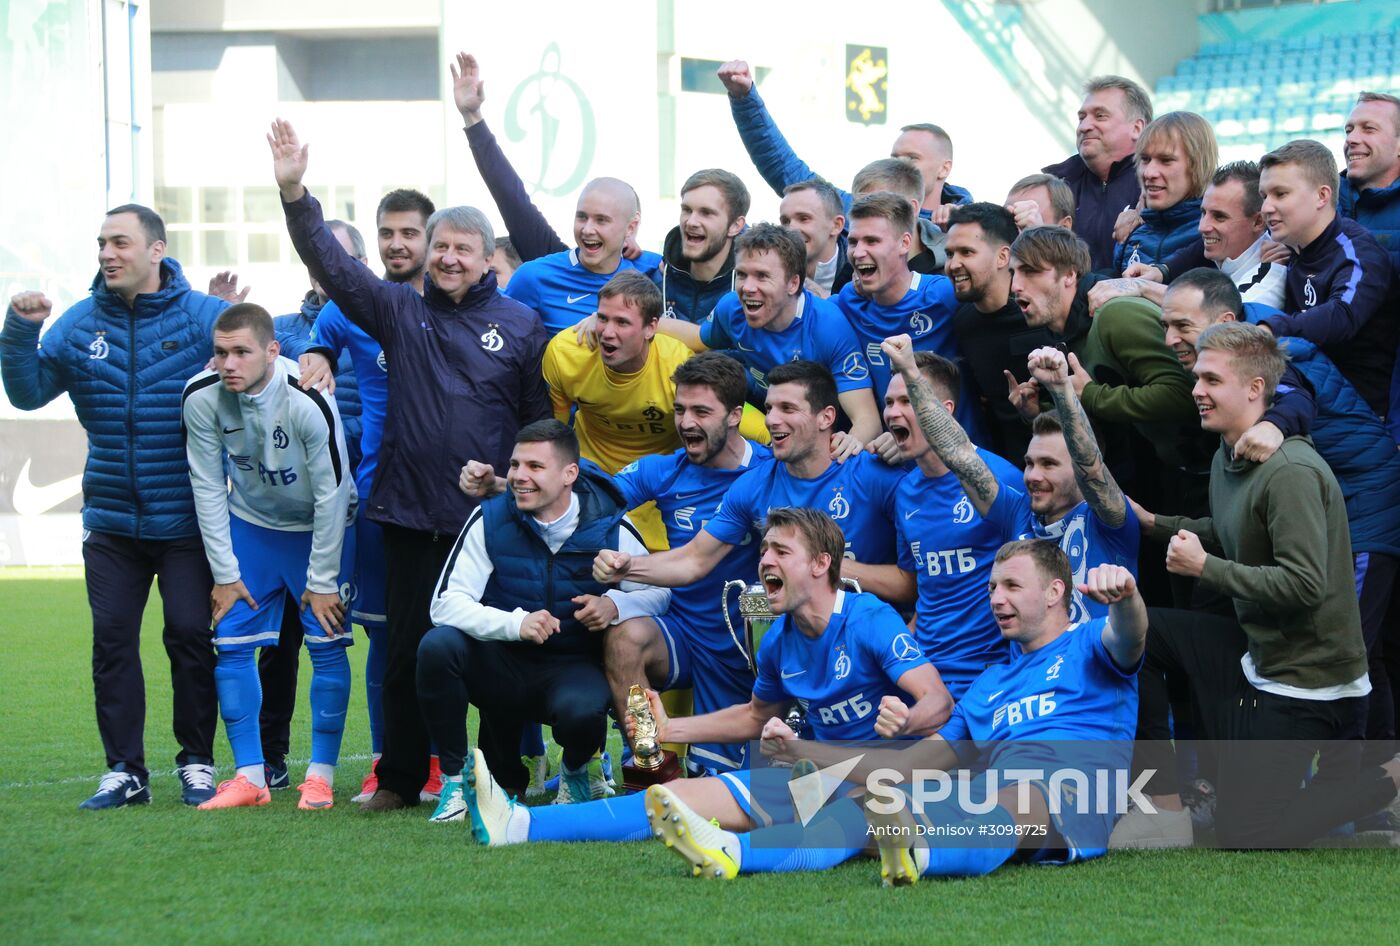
[307,762,336,786]
[238,764,267,788]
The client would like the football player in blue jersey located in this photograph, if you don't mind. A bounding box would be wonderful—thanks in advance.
[592,360,906,598]
[461,353,774,774]
[882,334,1139,625]
[649,224,881,456]
[878,351,1028,698]
[833,193,983,440]
[503,177,663,334]
[458,508,951,876]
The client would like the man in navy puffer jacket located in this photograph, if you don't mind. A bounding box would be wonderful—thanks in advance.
[2,205,226,810]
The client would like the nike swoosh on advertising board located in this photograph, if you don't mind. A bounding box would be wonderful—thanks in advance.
[11,459,83,516]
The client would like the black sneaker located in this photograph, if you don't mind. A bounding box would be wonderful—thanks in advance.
[79,764,150,810]
[178,758,217,806]
[265,760,290,791]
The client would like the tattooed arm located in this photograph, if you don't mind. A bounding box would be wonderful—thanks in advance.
[1027,346,1127,528]
[880,335,1000,516]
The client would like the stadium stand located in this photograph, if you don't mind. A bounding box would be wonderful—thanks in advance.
[1156,30,1400,155]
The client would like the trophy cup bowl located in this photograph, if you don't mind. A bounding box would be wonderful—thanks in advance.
[722,579,778,673]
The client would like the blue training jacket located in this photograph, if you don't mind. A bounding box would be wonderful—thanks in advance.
[1113,199,1202,275]
[1,258,227,540]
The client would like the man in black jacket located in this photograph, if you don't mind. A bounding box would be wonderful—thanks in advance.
[1043,76,1152,272]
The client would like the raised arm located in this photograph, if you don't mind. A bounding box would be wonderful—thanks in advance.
[272,119,400,344]
[1081,564,1147,671]
[1030,346,1127,528]
[719,60,852,213]
[2,293,66,410]
[453,52,568,262]
[593,528,732,589]
[882,333,1000,515]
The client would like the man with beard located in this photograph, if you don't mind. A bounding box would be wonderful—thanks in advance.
[655,169,749,322]
[943,203,1055,462]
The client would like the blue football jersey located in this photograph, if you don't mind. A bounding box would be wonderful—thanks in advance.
[896,449,1025,698]
[505,248,664,335]
[614,441,773,648]
[701,289,872,403]
[939,618,1140,763]
[833,273,957,400]
[310,301,388,499]
[705,452,903,565]
[753,591,930,740]
[985,487,1140,626]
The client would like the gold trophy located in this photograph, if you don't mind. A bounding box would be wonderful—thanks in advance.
[621,684,680,792]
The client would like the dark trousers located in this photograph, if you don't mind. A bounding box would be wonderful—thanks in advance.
[1356,552,1398,760]
[257,595,304,766]
[81,530,217,778]
[1134,607,1396,847]
[375,523,457,802]
[417,626,610,795]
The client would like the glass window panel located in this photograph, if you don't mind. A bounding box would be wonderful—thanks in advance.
[201,187,233,224]
[246,232,282,264]
[243,186,281,224]
[155,186,192,224]
[201,230,237,266]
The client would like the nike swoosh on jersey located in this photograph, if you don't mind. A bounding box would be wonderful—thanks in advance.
[780,669,806,679]
[223,426,244,434]
[986,689,1006,703]
[566,293,592,304]
[11,459,83,516]
[904,509,919,520]
[675,491,705,501]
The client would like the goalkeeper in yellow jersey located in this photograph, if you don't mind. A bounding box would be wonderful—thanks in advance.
[542,270,767,551]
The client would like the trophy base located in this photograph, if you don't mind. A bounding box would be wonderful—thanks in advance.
[621,750,682,793]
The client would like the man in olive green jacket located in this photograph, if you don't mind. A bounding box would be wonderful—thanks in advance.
[1119,322,1398,850]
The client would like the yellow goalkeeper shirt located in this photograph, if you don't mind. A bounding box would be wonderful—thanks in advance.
[542,329,768,549]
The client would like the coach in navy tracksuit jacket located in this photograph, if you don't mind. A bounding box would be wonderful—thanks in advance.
[282,159,550,806]
[1256,215,1397,420]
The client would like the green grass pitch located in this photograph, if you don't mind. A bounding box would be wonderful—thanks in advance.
[2,570,1396,944]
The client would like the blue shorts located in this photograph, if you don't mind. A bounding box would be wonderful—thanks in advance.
[213,516,355,652]
[715,767,799,829]
[350,512,386,629]
[656,611,754,773]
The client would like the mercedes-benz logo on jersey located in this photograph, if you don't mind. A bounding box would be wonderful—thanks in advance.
[642,405,665,422]
[833,650,852,680]
[909,311,933,336]
[840,352,869,381]
[952,494,973,524]
[827,488,851,520]
[376,350,387,372]
[272,425,290,449]
[891,633,921,662]
[480,327,504,352]
[1303,275,1317,308]
[88,333,109,360]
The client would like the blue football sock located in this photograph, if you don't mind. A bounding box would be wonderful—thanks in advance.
[363,624,387,755]
[307,643,351,766]
[922,805,1019,877]
[738,798,867,873]
[215,649,264,769]
[520,724,546,757]
[527,792,652,843]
